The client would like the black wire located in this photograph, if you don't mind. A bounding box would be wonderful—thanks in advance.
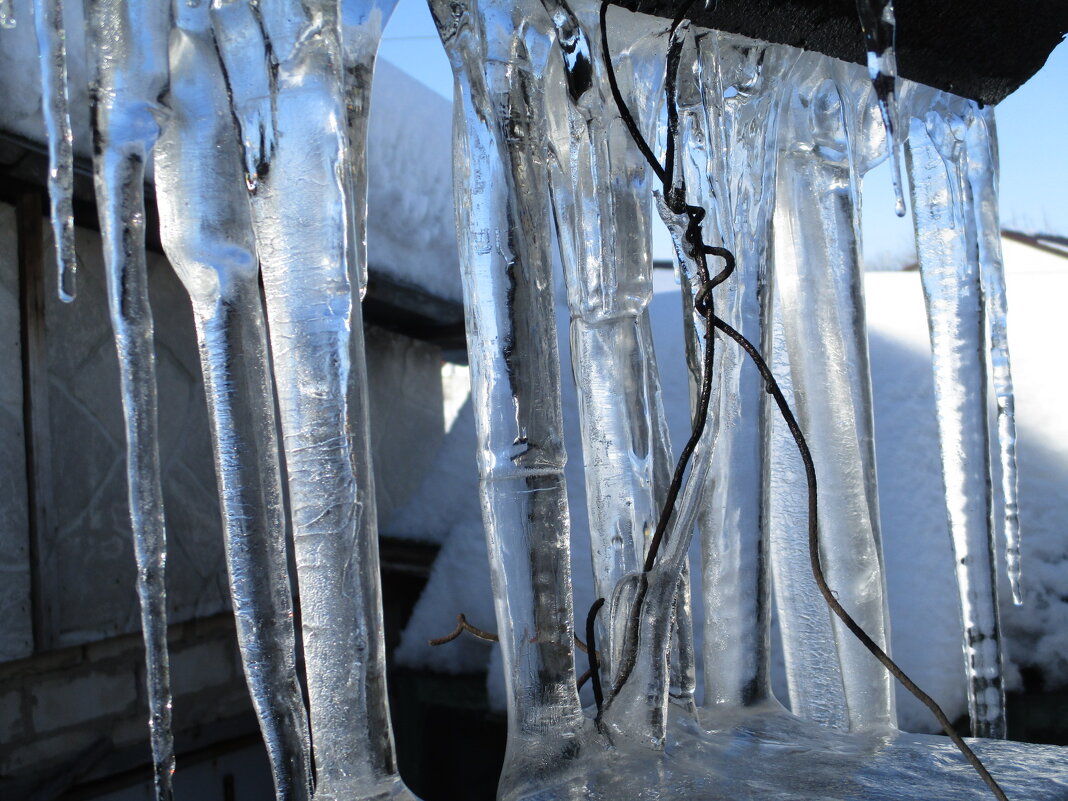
[586,598,607,712]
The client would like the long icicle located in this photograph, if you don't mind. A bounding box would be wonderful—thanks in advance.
[430,0,586,793]
[341,0,399,298]
[83,1,174,797]
[967,106,1023,606]
[771,51,896,731]
[692,30,795,712]
[541,0,685,692]
[905,86,1006,740]
[32,0,77,301]
[154,2,312,798]
[211,2,417,797]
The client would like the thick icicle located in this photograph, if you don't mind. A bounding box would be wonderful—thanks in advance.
[687,31,793,712]
[83,1,174,797]
[154,3,312,799]
[540,0,681,688]
[763,300,850,729]
[340,0,398,297]
[966,106,1022,605]
[32,0,77,300]
[772,52,895,731]
[430,0,586,794]
[210,2,415,798]
[905,86,1006,739]
[854,0,905,215]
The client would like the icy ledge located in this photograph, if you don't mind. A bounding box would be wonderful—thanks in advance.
[505,707,1068,801]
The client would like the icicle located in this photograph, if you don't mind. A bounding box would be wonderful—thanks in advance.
[210,3,416,798]
[540,0,681,688]
[966,106,1022,606]
[340,0,398,298]
[905,86,1006,740]
[854,0,905,216]
[430,0,586,792]
[0,0,14,28]
[688,30,794,712]
[154,3,312,799]
[771,51,896,731]
[83,1,174,797]
[32,0,77,300]
[763,297,850,729]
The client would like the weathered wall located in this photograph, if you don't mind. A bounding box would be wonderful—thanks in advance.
[0,197,449,789]
[0,203,32,662]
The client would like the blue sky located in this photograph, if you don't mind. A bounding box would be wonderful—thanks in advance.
[378,2,1068,267]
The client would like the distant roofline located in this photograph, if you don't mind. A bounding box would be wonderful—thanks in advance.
[1002,229,1068,260]
[896,228,1067,272]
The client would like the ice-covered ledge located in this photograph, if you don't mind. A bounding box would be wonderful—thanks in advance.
[0,0,462,321]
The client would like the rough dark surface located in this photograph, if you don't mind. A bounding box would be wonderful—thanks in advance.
[607,0,1068,104]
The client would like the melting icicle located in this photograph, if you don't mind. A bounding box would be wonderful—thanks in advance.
[540,0,680,687]
[84,1,174,797]
[0,0,14,28]
[430,0,586,792]
[210,2,416,798]
[687,30,794,712]
[966,106,1022,606]
[772,52,895,731]
[32,0,77,300]
[854,0,905,216]
[341,0,399,298]
[154,2,312,799]
[905,86,1006,740]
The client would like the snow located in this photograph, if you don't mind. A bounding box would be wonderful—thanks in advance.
[388,237,1068,735]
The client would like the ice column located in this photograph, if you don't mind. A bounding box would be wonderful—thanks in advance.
[540,0,682,687]
[771,52,895,731]
[154,3,312,799]
[905,86,1006,739]
[211,2,415,797]
[854,0,905,215]
[689,32,793,711]
[83,1,174,797]
[430,0,585,794]
[32,0,77,300]
[341,0,399,297]
[967,107,1022,606]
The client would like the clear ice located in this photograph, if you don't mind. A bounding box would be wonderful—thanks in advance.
[32,0,77,300]
[154,0,312,798]
[539,0,682,690]
[210,1,417,798]
[905,85,1007,740]
[967,106,1023,606]
[430,0,586,793]
[695,31,791,713]
[83,0,175,797]
[771,51,896,731]
[23,0,1067,799]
